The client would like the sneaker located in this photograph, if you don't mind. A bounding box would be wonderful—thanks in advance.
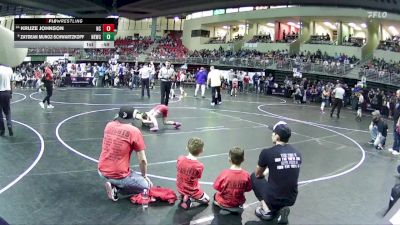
[39,102,45,109]
[150,127,158,132]
[277,207,290,224]
[174,122,182,129]
[104,182,118,202]
[211,102,215,106]
[8,127,13,137]
[47,104,54,109]
[180,195,192,210]
[368,140,374,145]
[389,148,395,152]
[218,102,222,105]
[255,206,275,221]
[393,151,400,156]
[376,145,384,150]
[0,130,4,136]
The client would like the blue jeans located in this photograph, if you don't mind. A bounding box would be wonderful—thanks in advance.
[99,170,150,195]
[393,124,400,151]
[370,126,386,147]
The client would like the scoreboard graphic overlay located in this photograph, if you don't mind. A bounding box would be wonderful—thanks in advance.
[14,18,116,48]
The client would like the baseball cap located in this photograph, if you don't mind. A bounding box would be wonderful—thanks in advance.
[371,110,380,117]
[116,106,135,123]
[272,121,291,142]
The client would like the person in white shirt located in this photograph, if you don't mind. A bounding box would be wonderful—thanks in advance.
[330,83,345,118]
[207,66,223,106]
[158,61,175,105]
[139,64,152,98]
[0,64,13,136]
[356,91,364,121]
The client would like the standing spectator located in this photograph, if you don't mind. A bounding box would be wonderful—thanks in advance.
[251,121,301,223]
[389,90,400,155]
[99,63,106,87]
[228,69,235,93]
[320,85,330,113]
[194,67,208,98]
[139,63,151,98]
[158,61,175,106]
[149,61,156,89]
[253,73,260,93]
[355,91,364,121]
[39,64,54,109]
[330,84,345,118]
[207,66,223,106]
[243,73,250,93]
[98,106,152,201]
[238,72,244,93]
[0,64,13,136]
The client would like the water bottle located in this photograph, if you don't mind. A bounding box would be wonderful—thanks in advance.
[142,189,149,210]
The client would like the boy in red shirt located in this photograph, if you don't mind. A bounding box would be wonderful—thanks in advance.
[213,147,252,214]
[176,137,210,209]
[134,104,181,132]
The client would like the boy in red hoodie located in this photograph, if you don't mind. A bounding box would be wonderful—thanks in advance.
[176,137,210,209]
[213,147,252,214]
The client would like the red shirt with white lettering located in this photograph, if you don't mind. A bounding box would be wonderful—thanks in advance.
[176,156,204,199]
[98,121,146,179]
[153,104,168,117]
[213,169,252,207]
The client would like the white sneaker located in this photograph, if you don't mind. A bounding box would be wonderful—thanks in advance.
[104,182,118,202]
[47,104,54,109]
[392,151,400,156]
[39,102,45,109]
[211,102,215,106]
[388,148,394,152]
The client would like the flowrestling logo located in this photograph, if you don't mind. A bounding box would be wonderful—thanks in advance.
[368,11,388,18]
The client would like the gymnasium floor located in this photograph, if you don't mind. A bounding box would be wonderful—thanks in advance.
[0,86,398,225]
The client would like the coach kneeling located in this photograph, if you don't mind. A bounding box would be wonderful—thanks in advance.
[251,121,302,224]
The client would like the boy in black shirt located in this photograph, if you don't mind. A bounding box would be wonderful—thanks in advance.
[251,121,302,224]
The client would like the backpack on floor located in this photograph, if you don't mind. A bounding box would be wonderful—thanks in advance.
[130,186,177,205]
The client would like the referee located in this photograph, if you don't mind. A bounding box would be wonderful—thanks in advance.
[0,64,13,136]
[330,83,345,118]
[158,61,175,105]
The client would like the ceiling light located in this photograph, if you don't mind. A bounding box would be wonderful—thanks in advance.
[266,23,275,27]
[174,16,180,21]
[361,23,367,28]
[348,23,356,27]
[389,26,399,35]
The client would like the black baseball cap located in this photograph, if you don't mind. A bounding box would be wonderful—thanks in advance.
[271,121,291,142]
[116,106,135,123]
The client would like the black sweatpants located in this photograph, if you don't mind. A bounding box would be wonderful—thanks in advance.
[330,98,343,117]
[211,86,221,104]
[141,78,150,97]
[160,81,172,105]
[43,82,53,105]
[0,91,12,132]
[250,173,293,212]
